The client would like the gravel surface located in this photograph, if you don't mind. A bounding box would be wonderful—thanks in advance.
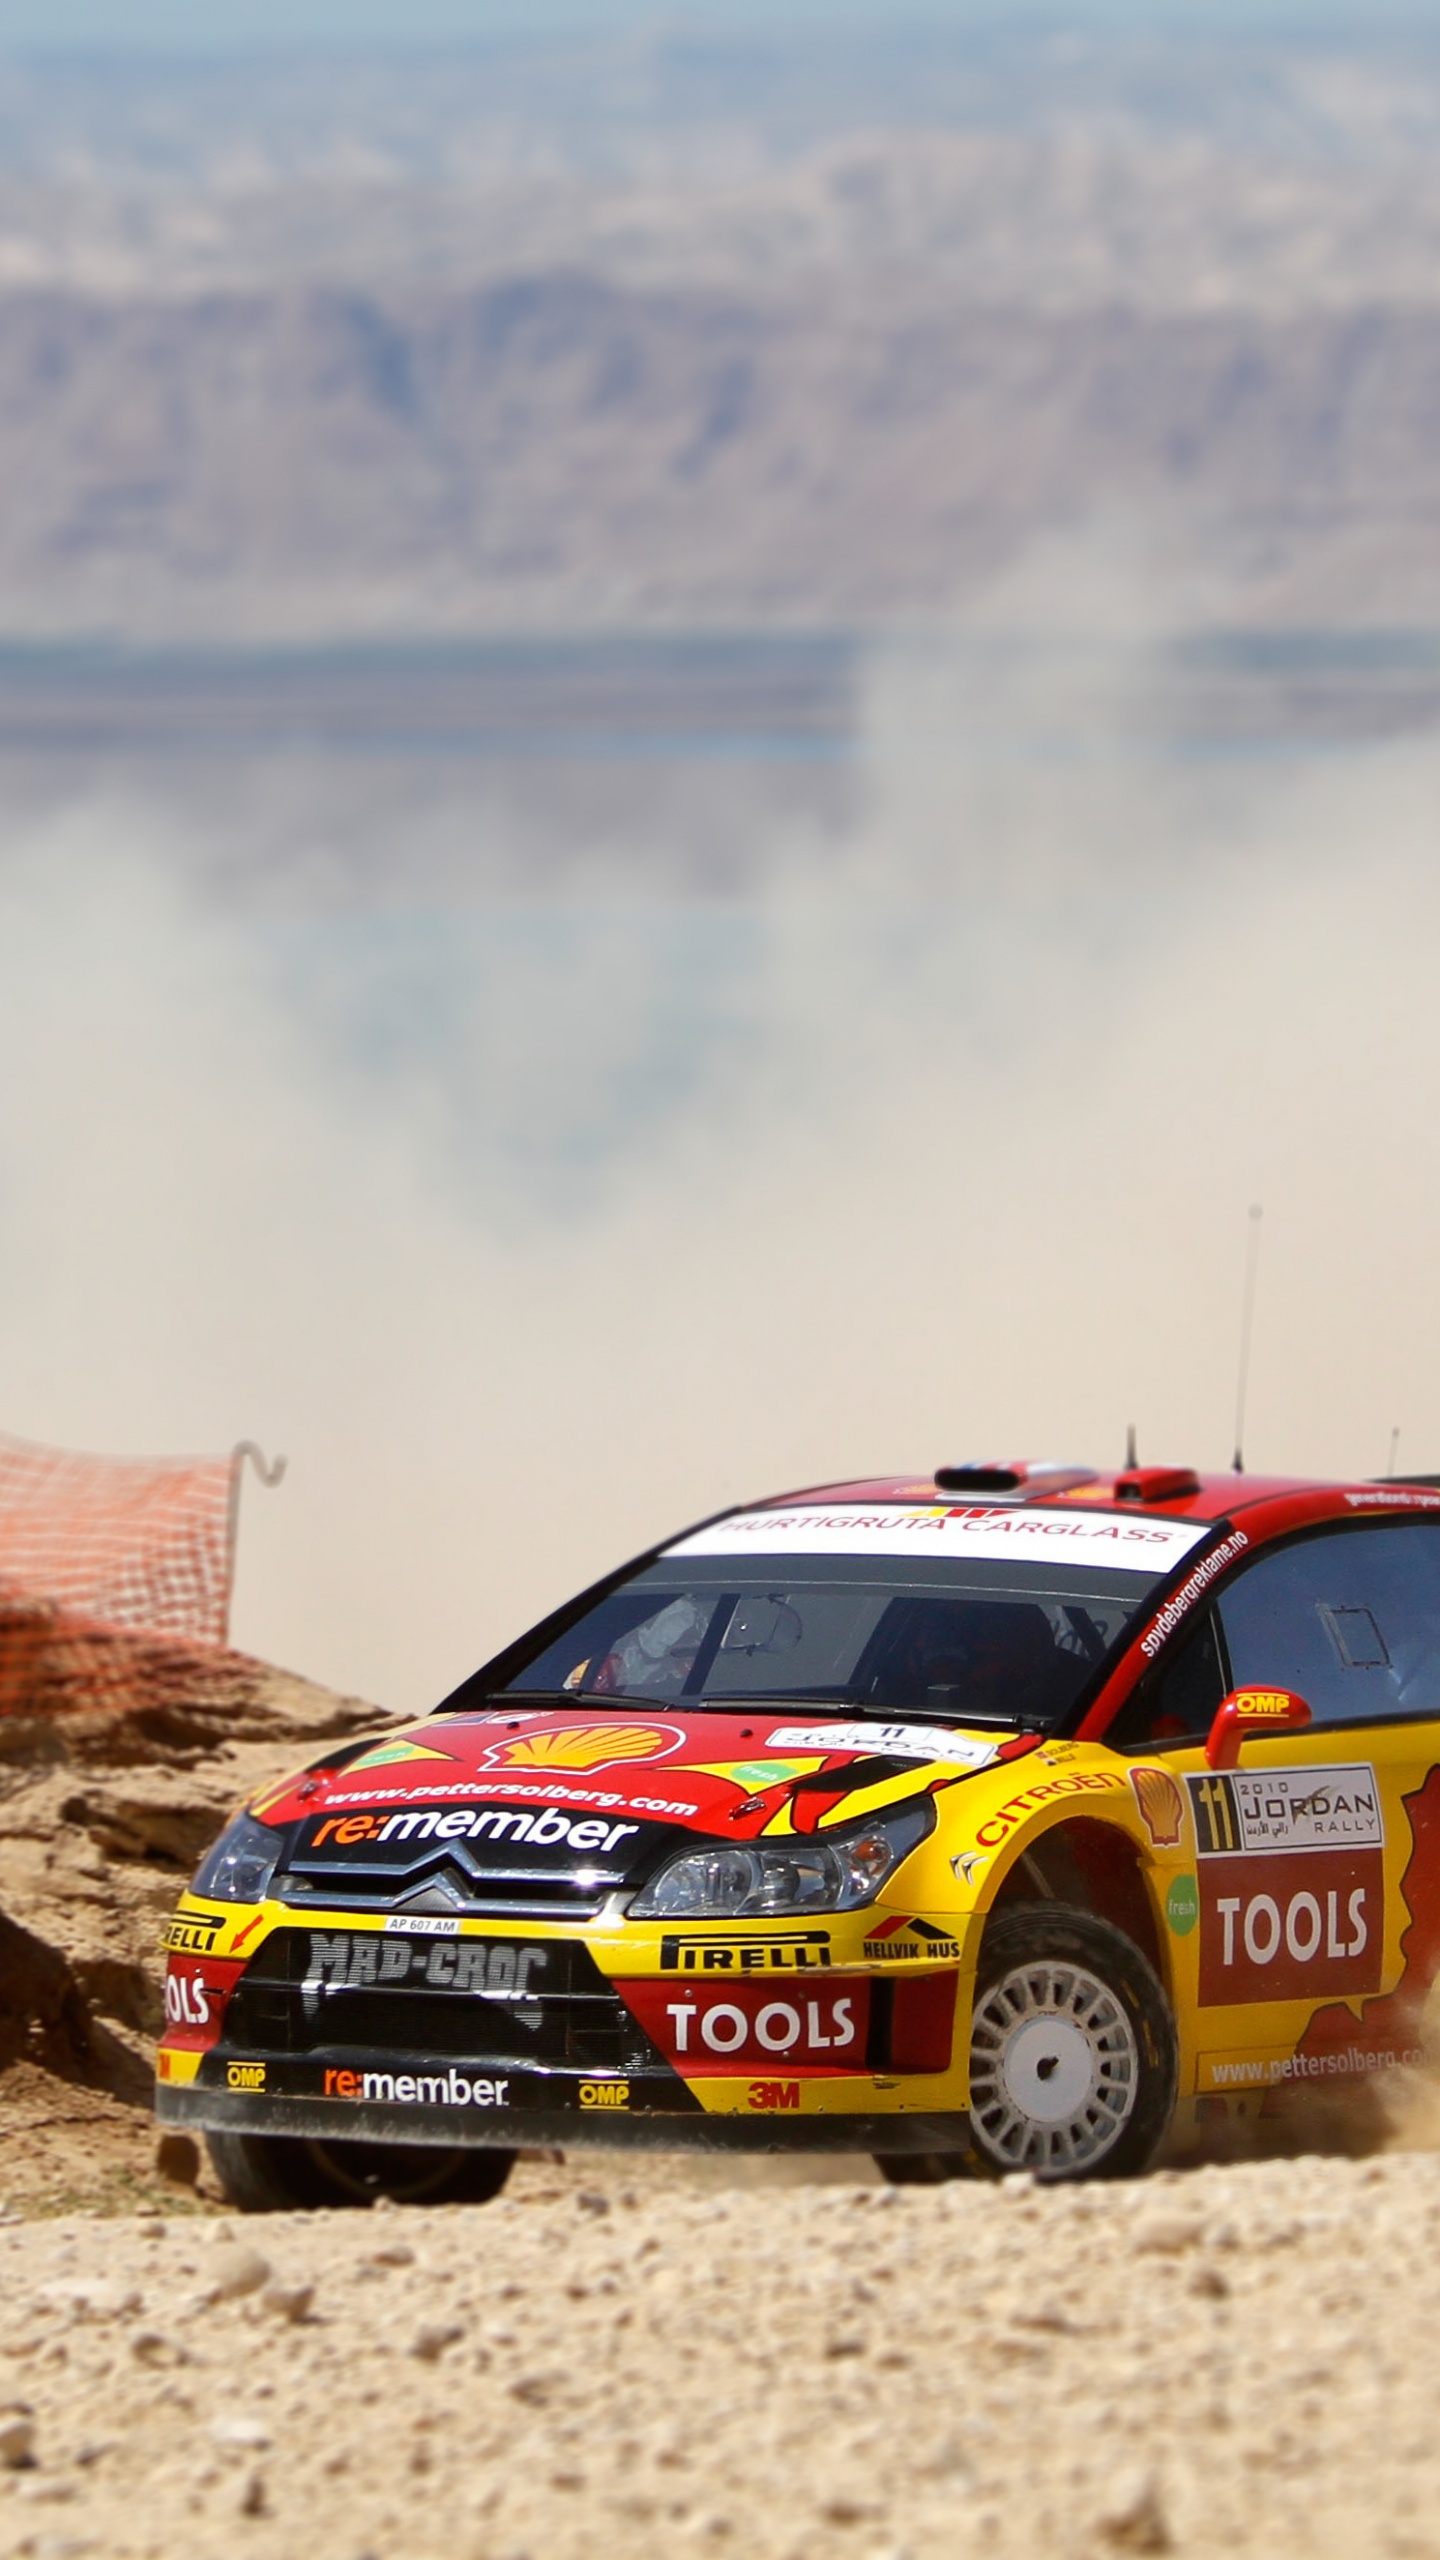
[3,1665,1435,2557]
[0,2144,1436,2560]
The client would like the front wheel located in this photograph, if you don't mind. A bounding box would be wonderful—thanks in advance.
[964,1904,1177,2182]
[205,2130,517,2212]
[872,2151,966,2186]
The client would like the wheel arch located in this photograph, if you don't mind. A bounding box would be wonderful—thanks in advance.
[982,1815,1169,1994]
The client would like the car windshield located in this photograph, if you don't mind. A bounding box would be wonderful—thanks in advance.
[494,1547,1171,1730]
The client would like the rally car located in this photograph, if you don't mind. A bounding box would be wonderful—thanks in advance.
[156,1459,1440,2207]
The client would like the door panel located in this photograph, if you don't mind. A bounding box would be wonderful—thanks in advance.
[1121,1523,1440,2105]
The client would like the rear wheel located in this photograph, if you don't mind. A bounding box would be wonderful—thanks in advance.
[964,1904,1176,2181]
[205,2131,517,2212]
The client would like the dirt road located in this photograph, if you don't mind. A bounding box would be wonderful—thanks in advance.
[0,2142,1435,2560]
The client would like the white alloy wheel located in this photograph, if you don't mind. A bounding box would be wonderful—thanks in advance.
[969,1955,1140,2174]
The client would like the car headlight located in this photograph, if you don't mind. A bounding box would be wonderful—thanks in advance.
[629,1797,935,1919]
[190,1810,284,1905]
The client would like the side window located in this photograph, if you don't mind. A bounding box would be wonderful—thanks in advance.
[1217,1522,1440,1727]
[1110,1609,1227,1752]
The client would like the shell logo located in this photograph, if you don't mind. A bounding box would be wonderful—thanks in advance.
[1130,1764,1186,1850]
[482,1722,679,1773]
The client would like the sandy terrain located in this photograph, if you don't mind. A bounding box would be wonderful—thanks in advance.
[6,1644,1440,2558]
[1,2145,1437,2560]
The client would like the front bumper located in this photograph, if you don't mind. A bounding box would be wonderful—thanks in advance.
[157,2074,971,2155]
[158,1909,969,2154]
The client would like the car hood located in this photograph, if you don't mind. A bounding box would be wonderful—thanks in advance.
[252,1701,1023,1860]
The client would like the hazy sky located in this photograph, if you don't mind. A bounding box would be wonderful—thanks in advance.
[6,0,1439,53]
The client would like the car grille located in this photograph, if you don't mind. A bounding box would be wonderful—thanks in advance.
[223,1927,656,2073]
[276,1867,609,1923]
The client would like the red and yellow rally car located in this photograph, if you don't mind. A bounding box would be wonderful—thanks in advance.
[157,1460,1440,2207]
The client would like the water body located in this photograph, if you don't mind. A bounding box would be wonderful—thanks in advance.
[0,628,1436,763]
[1,625,1435,905]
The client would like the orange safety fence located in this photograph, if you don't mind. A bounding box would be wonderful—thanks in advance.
[0,1429,284,1719]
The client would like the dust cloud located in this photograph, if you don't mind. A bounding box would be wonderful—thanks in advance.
[1,619,1438,1711]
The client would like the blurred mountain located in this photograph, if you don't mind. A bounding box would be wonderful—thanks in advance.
[3,32,1440,636]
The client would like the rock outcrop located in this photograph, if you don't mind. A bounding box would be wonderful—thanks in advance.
[0,1617,391,2206]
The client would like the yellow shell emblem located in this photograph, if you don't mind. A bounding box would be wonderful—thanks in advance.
[485,1722,673,1772]
[1130,1763,1185,1849]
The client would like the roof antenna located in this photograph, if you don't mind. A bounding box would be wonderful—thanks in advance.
[1124,1424,1137,1471]
[1388,1427,1401,1480]
[1231,1204,1263,1473]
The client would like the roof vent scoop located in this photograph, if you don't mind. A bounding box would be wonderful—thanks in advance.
[1114,1465,1201,1505]
[934,1462,1100,1498]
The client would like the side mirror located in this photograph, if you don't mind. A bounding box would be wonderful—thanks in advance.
[1205,1686,1312,1771]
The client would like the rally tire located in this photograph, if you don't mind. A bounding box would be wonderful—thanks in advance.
[205,2130,517,2212]
[963,1905,1177,2183]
